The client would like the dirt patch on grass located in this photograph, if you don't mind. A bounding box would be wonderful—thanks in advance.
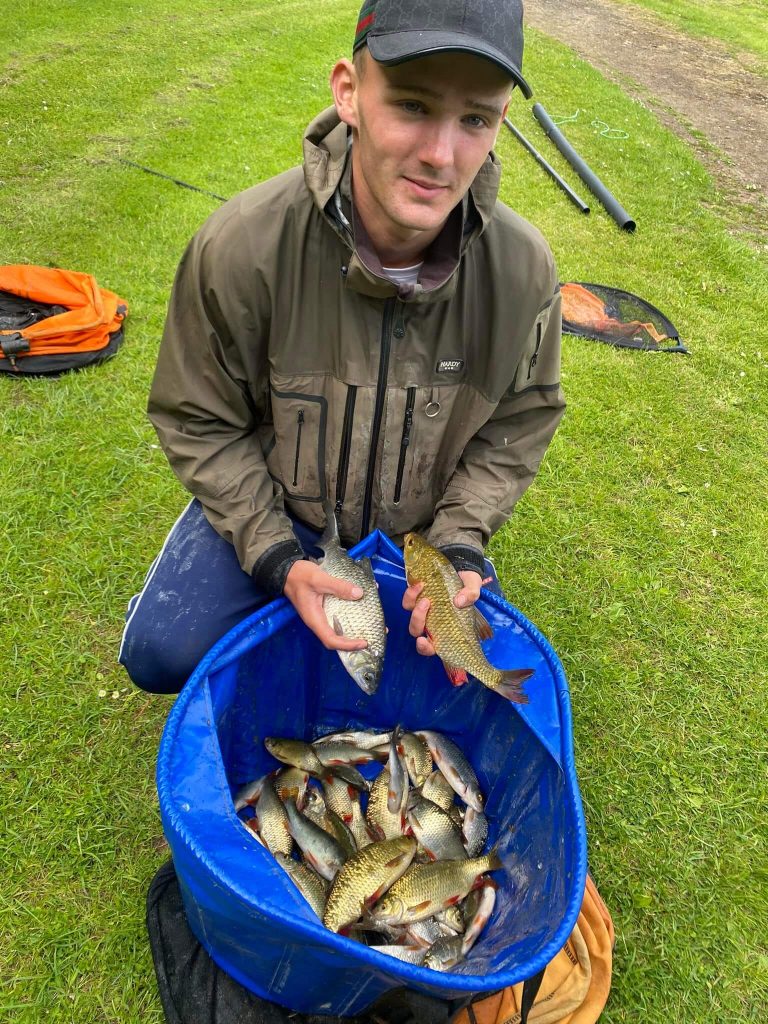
[525,0,767,215]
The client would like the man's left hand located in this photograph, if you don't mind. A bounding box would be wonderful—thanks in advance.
[403,570,485,657]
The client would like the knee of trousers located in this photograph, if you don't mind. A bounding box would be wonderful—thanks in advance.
[120,618,203,695]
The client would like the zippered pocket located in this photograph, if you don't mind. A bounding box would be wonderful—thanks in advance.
[268,383,327,501]
[527,321,543,381]
[335,385,357,515]
[393,387,415,505]
[292,409,304,487]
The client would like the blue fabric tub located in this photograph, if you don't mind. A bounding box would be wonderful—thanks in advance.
[156,530,587,1017]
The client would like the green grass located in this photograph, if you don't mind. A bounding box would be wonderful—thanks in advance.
[610,0,768,73]
[1,1,767,1022]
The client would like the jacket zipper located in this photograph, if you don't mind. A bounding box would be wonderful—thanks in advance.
[292,408,304,487]
[393,387,415,505]
[361,298,396,538]
[335,385,357,515]
[527,321,543,380]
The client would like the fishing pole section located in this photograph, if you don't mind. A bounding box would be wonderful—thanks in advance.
[504,102,636,231]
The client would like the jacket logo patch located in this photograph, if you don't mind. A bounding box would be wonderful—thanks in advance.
[436,359,464,373]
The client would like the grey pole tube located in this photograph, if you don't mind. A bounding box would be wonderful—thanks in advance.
[532,103,636,232]
[503,118,590,214]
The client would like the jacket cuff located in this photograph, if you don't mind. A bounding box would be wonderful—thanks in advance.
[251,539,306,595]
[439,544,486,577]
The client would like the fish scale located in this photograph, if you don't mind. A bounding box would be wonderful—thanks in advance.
[323,836,417,933]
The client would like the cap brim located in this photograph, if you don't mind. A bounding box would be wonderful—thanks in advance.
[368,31,533,100]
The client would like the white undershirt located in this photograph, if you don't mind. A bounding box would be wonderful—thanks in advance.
[381,262,423,288]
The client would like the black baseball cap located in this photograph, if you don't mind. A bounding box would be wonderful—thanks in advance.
[353,0,532,99]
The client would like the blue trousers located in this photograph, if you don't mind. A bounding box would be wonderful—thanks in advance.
[119,499,502,695]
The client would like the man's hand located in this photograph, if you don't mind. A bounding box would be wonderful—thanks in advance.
[402,570,486,657]
[283,559,368,651]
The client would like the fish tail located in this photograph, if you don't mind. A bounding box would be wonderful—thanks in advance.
[493,668,534,703]
[483,848,502,872]
[318,500,340,551]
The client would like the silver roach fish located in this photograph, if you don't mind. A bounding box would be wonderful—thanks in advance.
[318,505,387,695]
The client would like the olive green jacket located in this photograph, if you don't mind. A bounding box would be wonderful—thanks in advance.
[148,108,565,592]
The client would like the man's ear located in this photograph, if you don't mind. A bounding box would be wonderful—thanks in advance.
[330,58,359,130]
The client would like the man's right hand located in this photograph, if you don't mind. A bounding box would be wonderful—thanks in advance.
[283,559,368,652]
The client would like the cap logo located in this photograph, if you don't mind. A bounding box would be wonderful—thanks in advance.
[436,359,464,373]
[354,4,376,51]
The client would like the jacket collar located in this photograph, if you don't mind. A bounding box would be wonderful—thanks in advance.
[302,107,503,303]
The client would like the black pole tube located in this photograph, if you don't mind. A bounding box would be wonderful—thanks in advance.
[532,104,636,232]
[503,118,590,214]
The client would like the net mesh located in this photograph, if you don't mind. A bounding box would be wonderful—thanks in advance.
[560,282,688,353]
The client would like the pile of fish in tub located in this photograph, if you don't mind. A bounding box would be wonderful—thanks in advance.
[235,726,499,972]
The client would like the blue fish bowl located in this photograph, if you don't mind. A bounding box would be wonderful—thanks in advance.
[157,531,587,1016]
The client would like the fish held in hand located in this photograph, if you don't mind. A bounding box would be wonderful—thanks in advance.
[403,532,533,703]
[318,505,387,695]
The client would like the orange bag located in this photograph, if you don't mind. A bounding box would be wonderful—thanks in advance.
[456,876,614,1024]
[0,264,127,374]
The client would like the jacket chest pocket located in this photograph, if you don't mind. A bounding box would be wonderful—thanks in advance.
[268,385,328,502]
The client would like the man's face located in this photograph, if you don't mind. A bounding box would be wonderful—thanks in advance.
[335,50,512,255]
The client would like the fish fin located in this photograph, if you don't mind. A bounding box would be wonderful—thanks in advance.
[409,900,433,914]
[444,664,469,687]
[385,851,412,869]
[444,894,463,906]
[473,608,494,641]
[332,615,345,636]
[318,501,340,552]
[494,668,534,703]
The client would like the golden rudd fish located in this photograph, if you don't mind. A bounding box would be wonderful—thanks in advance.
[323,835,417,933]
[369,850,501,926]
[403,532,534,703]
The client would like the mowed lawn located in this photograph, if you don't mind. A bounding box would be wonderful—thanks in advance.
[1,1,766,1022]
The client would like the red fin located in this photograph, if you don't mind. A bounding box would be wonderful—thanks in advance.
[494,668,534,703]
[444,894,463,906]
[445,664,469,687]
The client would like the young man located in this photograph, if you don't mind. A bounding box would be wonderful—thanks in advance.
[120,0,565,694]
